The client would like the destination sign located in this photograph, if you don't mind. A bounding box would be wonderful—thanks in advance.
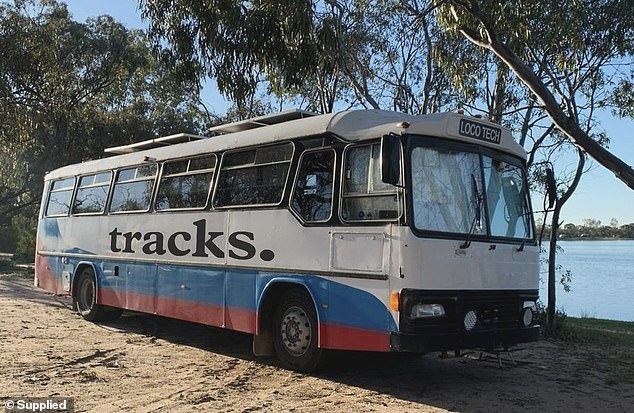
[458,119,501,144]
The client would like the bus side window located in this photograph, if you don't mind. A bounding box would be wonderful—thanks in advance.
[156,154,216,211]
[291,149,335,222]
[109,164,158,213]
[73,172,112,214]
[45,177,76,217]
[213,142,294,208]
[341,143,400,222]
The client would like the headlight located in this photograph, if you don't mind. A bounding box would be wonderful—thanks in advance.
[410,303,445,319]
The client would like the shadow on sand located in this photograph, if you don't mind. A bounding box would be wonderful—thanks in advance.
[2,273,540,412]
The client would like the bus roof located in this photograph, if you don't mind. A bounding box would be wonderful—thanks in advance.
[45,110,526,180]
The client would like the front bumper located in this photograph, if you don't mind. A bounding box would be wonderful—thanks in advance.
[391,324,540,353]
[393,289,540,353]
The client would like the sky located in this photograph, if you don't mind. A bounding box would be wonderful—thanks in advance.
[62,1,634,226]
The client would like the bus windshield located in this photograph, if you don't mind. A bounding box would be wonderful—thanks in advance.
[410,145,533,240]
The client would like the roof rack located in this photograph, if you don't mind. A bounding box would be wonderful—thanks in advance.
[104,133,207,155]
[103,109,318,155]
[207,109,317,135]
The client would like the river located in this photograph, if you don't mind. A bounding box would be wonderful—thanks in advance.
[539,240,634,321]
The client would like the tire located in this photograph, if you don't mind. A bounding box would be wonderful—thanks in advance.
[72,267,122,322]
[273,288,323,372]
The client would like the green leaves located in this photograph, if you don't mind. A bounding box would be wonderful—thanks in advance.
[141,0,318,112]
[0,0,207,226]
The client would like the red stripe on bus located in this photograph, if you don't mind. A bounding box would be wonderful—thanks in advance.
[319,323,390,352]
[225,306,256,333]
[98,289,390,351]
[99,288,255,332]
[35,255,61,293]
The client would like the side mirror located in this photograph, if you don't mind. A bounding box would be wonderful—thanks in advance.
[545,168,557,209]
[381,134,401,186]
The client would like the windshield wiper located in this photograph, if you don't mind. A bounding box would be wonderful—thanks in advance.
[460,174,483,249]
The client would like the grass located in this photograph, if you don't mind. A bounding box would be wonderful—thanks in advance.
[559,317,634,347]
[557,317,634,385]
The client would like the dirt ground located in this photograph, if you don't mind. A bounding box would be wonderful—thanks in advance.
[1,273,632,413]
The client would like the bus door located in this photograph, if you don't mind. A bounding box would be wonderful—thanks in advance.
[333,142,400,278]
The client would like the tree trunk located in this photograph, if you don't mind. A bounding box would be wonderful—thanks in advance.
[546,207,561,334]
[545,149,585,335]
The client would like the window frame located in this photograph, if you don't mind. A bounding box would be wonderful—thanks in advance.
[405,135,536,244]
[155,153,217,212]
[290,147,337,224]
[72,171,113,216]
[339,142,402,224]
[108,163,158,214]
[212,141,296,209]
[45,176,76,217]
[482,155,534,240]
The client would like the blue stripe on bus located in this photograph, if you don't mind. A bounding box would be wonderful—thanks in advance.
[81,259,397,333]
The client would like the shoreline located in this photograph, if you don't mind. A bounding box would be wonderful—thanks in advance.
[556,237,634,241]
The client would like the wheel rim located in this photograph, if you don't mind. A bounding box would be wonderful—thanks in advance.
[280,306,312,356]
[77,276,95,313]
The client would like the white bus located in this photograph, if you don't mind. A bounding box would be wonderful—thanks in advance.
[35,109,540,371]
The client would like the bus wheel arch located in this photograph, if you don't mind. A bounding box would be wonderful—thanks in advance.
[72,264,121,322]
[71,263,96,310]
[255,282,324,372]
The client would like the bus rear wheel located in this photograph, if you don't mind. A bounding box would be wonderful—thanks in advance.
[73,267,122,322]
[273,288,323,372]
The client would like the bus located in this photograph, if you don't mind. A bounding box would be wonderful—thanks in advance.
[35,109,540,371]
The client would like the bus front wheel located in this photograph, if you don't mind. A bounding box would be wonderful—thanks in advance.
[73,267,122,322]
[273,288,323,372]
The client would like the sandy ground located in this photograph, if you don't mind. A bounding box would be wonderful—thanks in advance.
[1,273,632,413]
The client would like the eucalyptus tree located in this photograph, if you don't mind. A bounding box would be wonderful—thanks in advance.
[432,0,634,191]
[140,0,466,115]
[141,0,633,178]
[141,0,318,115]
[610,79,634,119]
[0,0,206,254]
[335,0,463,114]
[268,0,451,113]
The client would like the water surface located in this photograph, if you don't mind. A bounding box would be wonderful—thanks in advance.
[539,240,634,321]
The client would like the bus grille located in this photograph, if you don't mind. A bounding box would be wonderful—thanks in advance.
[399,289,538,334]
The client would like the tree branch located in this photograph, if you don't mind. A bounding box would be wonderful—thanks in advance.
[452,1,634,190]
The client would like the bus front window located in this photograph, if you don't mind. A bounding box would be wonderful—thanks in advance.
[483,157,533,239]
[410,145,532,240]
[411,147,484,235]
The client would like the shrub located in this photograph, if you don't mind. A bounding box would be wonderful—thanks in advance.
[11,215,36,262]
[535,300,568,338]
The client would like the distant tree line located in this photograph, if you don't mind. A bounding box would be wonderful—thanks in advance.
[539,219,634,240]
